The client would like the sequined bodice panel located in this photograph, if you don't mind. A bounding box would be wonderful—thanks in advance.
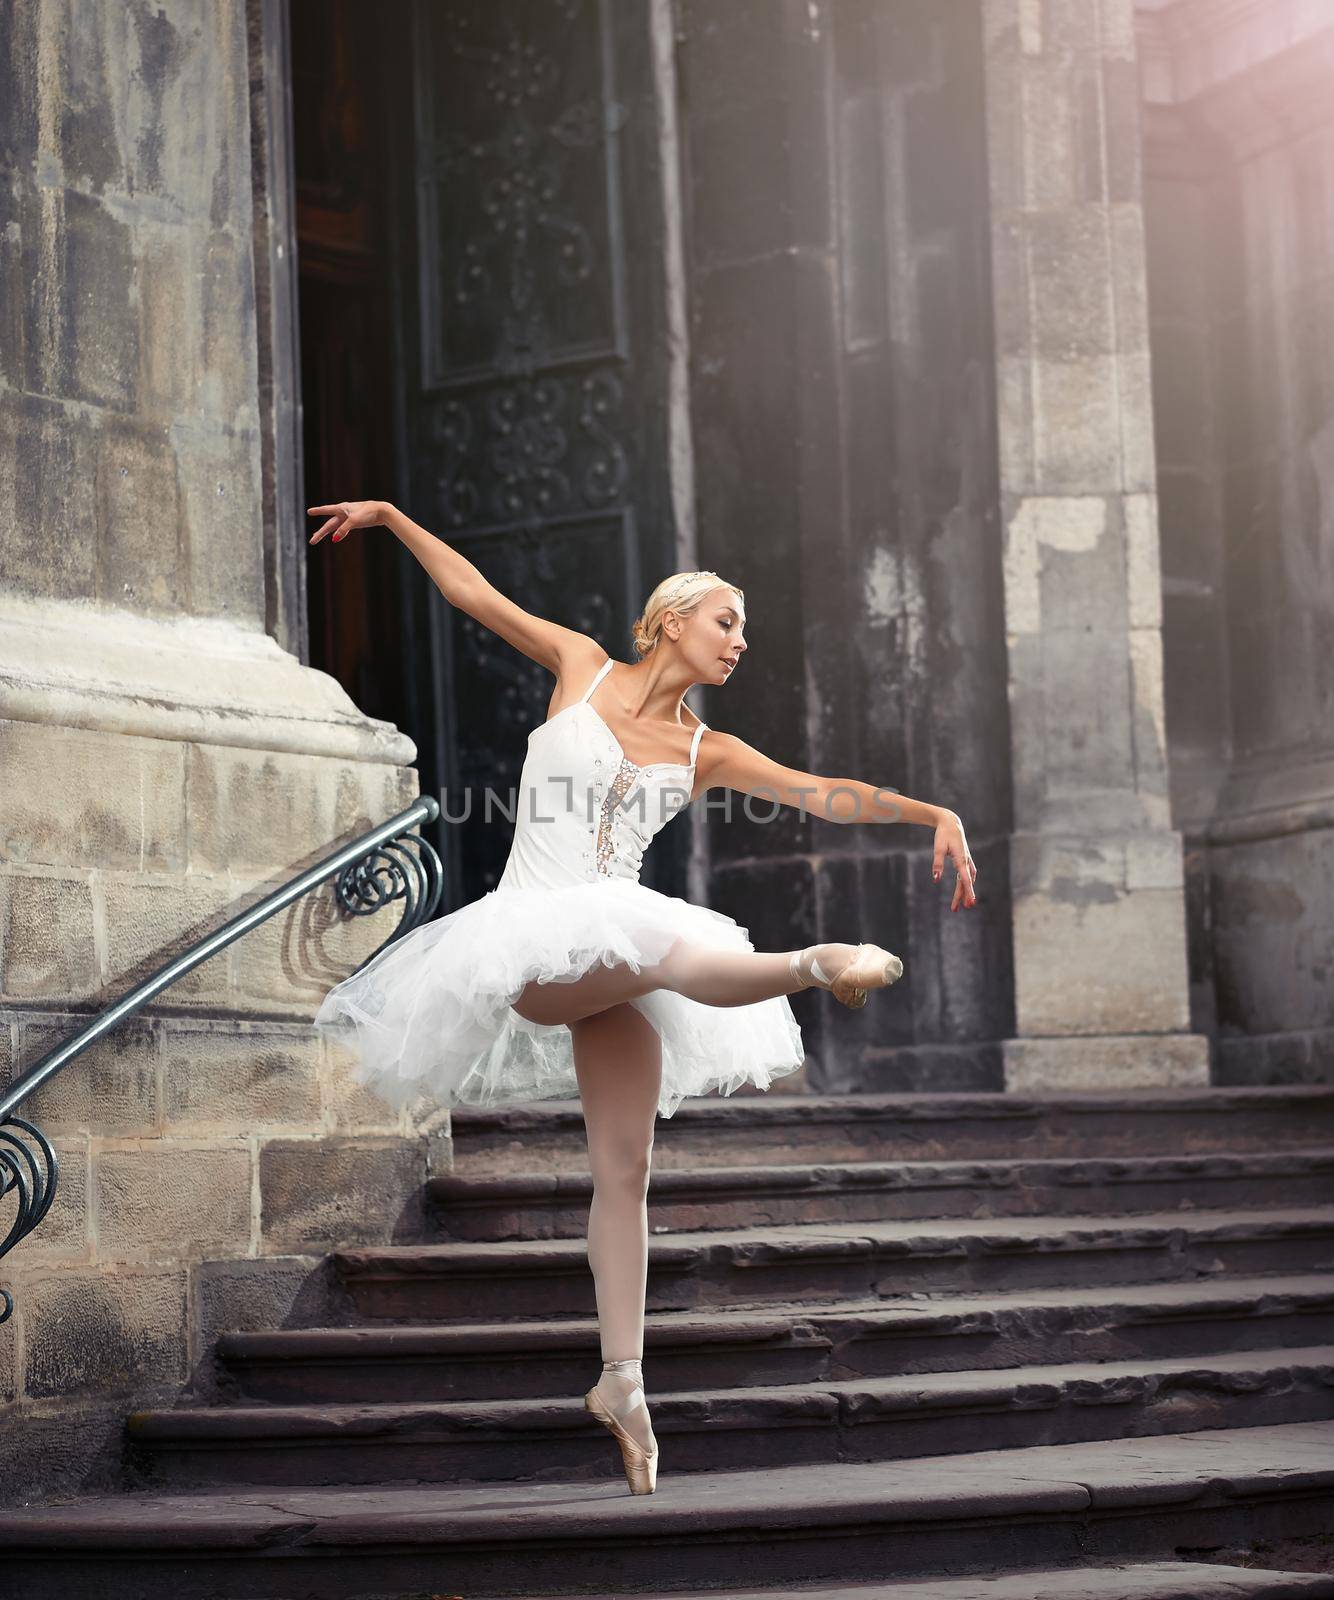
[496,662,707,890]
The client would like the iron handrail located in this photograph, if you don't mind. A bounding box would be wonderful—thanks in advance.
[0,795,443,1322]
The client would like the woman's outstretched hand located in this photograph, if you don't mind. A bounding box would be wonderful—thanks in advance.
[932,809,978,911]
[307,500,389,545]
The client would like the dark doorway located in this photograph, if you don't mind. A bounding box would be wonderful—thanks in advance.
[292,0,682,911]
[291,0,416,744]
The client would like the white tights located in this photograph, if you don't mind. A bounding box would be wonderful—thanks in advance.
[549,937,856,1455]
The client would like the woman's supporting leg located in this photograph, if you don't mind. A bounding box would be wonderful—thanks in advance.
[512,938,860,1027]
[572,1001,662,1456]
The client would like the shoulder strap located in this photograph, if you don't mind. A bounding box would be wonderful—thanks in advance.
[689,720,708,766]
[577,658,614,704]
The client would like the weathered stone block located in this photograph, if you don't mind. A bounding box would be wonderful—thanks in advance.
[1009,832,1123,898]
[259,1137,427,1249]
[323,1035,406,1134]
[1093,0,1136,61]
[1212,828,1334,1037]
[1025,206,1116,357]
[62,188,139,411]
[95,413,184,611]
[1003,494,1108,634]
[0,1398,128,1510]
[988,217,1031,358]
[0,392,99,600]
[1216,1027,1332,1088]
[1041,510,1129,634]
[1031,354,1123,492]
[995,355,1037,491]
[1109,201,1151,356]
[0,1125,89,1268]
[0,720,186,873]
[134,230,260,423]
[176,423,266,624]
[1116,347,1158,492]
[190,1253,338,1392]
[1036,0,1102,58]
[1129,626,1171,814]
[196,227,261,419]
[1003,629,1046,820]
[1013,883,1193,1035]
[1018,56,1093,210]
[1101,55,1144,206]
[1124,492,1164,629]
[21,1264,188,1398]
[95,1144,253,1260]
[0,871,99,1001]
[161,1018,322,1132]
[184,742,418,874]
[1042,624,1135,791]
[1124,832,1186,892]
[99,871,240,1002]
[33,1137,92,1261]
[8,1011,158,1136]
[228,875,395,1012]
[1004,1030,1209,1089]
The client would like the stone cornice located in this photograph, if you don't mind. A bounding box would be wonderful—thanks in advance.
[1137,0,1334,129]
[1139,16,1334,163]
[1181,753,1334,848]
[0,596,417,766]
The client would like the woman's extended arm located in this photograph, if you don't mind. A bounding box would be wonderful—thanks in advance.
[307,499,596,677]
[700,731,978,911]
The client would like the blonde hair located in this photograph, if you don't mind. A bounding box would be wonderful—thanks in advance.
[630,570,744,659]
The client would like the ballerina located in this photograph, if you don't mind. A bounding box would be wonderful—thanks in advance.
[307,498,978,1494]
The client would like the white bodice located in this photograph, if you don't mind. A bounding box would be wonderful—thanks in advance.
[497,658,708,889]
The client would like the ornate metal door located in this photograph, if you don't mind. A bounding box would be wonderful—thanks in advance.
[384,0,679,909]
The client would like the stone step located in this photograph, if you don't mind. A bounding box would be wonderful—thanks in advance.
[333,1206,1334,1321]
[427,1147,1334,1240]
[584,1568,1334,1600]
[3,1422,1331,1598]
[217,1273,1334,1403]
[445,1088,1334,1174]
[125,1344,1334,1488]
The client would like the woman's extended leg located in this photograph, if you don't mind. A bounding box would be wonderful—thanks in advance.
[573,1001,662,1457]
[512,937,862,1028]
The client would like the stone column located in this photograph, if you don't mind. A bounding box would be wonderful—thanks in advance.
[0,0,426,1509]
[981,0,1209,1087]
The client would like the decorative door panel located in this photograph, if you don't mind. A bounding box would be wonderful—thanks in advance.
[387,0,676,907]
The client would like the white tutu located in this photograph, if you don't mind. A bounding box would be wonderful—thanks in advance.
[315,654,808,1121]
[312,878,806,1121]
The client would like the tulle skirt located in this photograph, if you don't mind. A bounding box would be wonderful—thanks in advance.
[311,878,807,1121]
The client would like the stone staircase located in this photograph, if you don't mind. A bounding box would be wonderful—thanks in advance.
[2,1087,1333,1598]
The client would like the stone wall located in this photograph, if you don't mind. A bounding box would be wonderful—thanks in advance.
[679,0,1013,1093]
[1140,0,1334,1082]
[0,0,426,1509]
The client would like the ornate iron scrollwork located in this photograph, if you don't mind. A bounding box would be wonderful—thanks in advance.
[331,831,445,972]
[0,1117,57,1325]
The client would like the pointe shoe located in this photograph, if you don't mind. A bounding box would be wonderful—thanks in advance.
[790,942,904,1009]
[585,1357,659,1494]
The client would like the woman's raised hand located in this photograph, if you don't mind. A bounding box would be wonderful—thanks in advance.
[932,809,978,912]
[307,500,389,545]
